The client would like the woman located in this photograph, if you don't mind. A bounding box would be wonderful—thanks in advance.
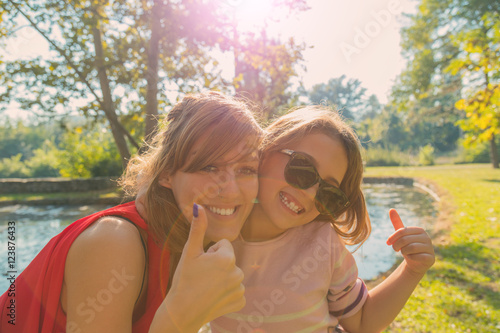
[0,92,263,332]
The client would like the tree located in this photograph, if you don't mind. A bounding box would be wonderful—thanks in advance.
[360,94,383,121]
[358,105,410,150]
[231,0,309,120]
[448,11,500,168]
[393,0,500,167]
[234,31,306,119]
[0,0,234,166]
[0,0,312,168]
[307,75,377,120]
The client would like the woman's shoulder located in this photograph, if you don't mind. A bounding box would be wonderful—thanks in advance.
[64,216,146,294]
[69,216,145,258]
[66,216,146,282]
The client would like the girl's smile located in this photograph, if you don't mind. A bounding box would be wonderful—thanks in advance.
[279,191,305,215]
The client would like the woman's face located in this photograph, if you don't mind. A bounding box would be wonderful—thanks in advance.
[159,137,259,246]
[255,133,348,236]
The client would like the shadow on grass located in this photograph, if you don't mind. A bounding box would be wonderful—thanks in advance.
[482,178,500,183]
[432,242,500,311]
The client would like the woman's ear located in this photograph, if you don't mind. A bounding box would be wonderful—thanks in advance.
[158,171,172,189]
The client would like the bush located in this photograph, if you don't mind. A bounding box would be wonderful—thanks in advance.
[0,142,61,178]
[456,139,500,164]
[0,121,123,178]
[418,144,435,166]
[0,120,65,161]
[57,126,123,178]
[364,147,413,167]
[0,154,30,178]
[25,141,61,177]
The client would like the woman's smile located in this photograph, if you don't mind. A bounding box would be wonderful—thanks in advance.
[206,205,238,217]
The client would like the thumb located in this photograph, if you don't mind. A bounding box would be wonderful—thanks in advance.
[183,203,208,258]
[389,208,405,230]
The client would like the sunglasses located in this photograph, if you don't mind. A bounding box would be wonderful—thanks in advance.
[280,149,350,218]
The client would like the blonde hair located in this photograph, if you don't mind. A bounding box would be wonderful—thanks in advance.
[119,91,262,288]
[261,105,370,246]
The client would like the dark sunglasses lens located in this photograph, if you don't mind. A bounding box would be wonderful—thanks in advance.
[285,154,318,189]
[315,185,349,217]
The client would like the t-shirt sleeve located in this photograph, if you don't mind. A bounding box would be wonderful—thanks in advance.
[327,230,368,319]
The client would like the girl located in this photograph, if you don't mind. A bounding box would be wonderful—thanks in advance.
[0,92,263,332]
[211,106,435,333]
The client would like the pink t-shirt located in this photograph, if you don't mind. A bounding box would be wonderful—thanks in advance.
[211,221,367,333]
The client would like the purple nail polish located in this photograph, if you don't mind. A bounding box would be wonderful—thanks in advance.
[193,203,198,218]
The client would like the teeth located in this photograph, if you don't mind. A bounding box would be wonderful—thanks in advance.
[208,206,236,216]
[279,192,302,214]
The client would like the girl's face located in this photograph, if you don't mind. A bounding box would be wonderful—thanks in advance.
[159,137,260,246]
[254,133,348,238]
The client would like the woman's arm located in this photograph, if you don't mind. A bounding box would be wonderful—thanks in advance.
[65,217,146,332]
[339,209,435,333]
[65,205,245,333]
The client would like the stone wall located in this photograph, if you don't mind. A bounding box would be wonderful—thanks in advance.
[363,177,413,186]
[0,177,414,194]
[0,177,117,194]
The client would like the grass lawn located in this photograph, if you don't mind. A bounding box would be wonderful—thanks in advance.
[365,164,500,333]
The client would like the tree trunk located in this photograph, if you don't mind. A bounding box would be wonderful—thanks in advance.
[92,25,131,167]
[490,134,499,169]
[143,0,161,148]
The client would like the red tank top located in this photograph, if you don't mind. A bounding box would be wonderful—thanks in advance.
[0,201,170,332]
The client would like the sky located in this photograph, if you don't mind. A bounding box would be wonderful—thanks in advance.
[230,0,418,104]
[3,0,418,120]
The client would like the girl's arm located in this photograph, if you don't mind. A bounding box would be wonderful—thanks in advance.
[339,209,435,333]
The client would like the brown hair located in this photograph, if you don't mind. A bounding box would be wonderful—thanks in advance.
[261,105,370,246]
[119,91,262,289]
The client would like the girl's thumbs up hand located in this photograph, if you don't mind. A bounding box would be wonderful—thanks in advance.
[386,208,435,277]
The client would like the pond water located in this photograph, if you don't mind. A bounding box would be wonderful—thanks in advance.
[0,184,436,292]
[351,184,436,280]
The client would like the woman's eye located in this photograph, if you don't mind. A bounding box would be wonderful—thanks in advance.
[201,165,218,172]
[239,166,258,175]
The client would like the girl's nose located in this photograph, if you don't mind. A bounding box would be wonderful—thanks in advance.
[303,182,320,202]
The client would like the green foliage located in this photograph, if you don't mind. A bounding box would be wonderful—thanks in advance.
[234,33,306,120]
[24,140,61,177]
[0,0,234,112]
[393,0,500,167]
[303,76,459,161]
[456,138,500,164]
[0,120,122,178]
[0,0,310,161]
[0,122,63,178]
[57,126,122,178]
[357,106,412,151]
[307,75,380,120]
[0,120,63,160]
[449,11,500,167]
[455,85,500,144]
[0,154,30,178]
[418,144,435,166]
[363,147,412,167]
